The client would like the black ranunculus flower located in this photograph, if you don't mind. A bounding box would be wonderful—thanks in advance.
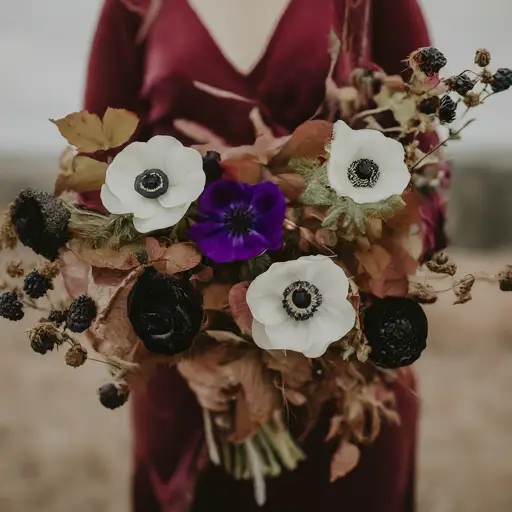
[364,297,428,369]
[128,267,203,356]
[10,189,70,261]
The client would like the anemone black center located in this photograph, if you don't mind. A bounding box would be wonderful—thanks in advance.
[282,280,322,321]
[134,169,169,199]
[348,158,380,188]
[291,289,312,309]
[225,206,254,236]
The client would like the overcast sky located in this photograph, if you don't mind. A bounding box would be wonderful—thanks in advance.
[1,0,511,154]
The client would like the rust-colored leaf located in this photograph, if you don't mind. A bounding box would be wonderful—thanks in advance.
[51,111,109,153]
[202,283,232,311]
[222,155,262,184]
[152,242,202,275]
[269,120,333,172]
[69,242,140,270]
[102,108,139,148]
[228,281,253,334]
[330,441,360,482]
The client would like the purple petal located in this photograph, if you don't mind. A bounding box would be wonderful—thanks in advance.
[198,180,252,217]
[251,181,286,251]
[191,223,268,263]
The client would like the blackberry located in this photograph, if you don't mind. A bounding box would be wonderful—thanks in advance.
[418,96,440,115]
[10,189,70,261]
[413,47,447,76]
[364,297,428,369]
[438,95,457,124]
[490,68,512,93]
[66,295,97,333]
[23,270,53,299]
[500,278,512,292]
[202,151,224,184]
[474,49,491,68]
[448,74,474,96]
[98,383,130,410]
[0,291,24,321]
[48,309,68,327]
[30,333,56,355]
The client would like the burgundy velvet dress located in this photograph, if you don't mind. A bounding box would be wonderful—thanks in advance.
[82,1,438,510]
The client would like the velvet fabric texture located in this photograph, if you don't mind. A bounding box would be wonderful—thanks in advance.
[83,1,438,510]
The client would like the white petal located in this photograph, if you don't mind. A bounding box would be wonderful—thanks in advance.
[264,320,314,353]
[132,203,190,233]
[305,257,350,300]
[320,299,357,339]
[302,302,356,358]
[329,120,355,154]
[245,287,287,326]
[159,167,206,208]
[100,184,132,214]
[105,141,150,197]
[251,320,275,350]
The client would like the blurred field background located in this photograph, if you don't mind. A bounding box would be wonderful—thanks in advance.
[1,1,512,511]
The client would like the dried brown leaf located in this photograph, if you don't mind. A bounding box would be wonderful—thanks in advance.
[325,415,344,442]
[59,249,91,298]
[51,111,109,153]
[102,108,139,148]
[228,281,253,334]
[55,155,108,195]
[151,242,201,275]
[269,120,333,171]
[202,283,232,311]
[330,441,360,482]
[222,155,262,184]
[355,245,391,280]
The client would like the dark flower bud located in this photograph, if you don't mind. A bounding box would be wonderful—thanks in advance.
[412,47,447,76]
[65,345,88,368]
[474,49,491,68]
[447,74,475,96]
[28,325,59,355]
[48,309,68,327]
[66,295,97,333]
[128,267,203,356]
[418,96,440,115]
[438,95,457,124]
[0,291,24,321]
[23,270,53,299]
[202,151,225,184]
[364,297,428,369]
[490,68,512,93]
[10,189,70,261]
[98,383,130,410]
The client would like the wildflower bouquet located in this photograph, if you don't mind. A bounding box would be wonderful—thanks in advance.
[1,45,511,504]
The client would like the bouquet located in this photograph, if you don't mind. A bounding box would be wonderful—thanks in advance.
[1,44,511,505]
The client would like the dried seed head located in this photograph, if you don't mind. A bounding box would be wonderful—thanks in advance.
[6,261,24,279]
[475,48,491,68]
[28,324,61,355]
[463,91,481,108]
[39,262,60,280]
[0,208,18,250]
[480,69,494,85]
[453,275,475,305]
[409,282,438,304]
[65,344,88,368]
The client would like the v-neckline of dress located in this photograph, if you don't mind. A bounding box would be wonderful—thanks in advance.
[184,0,295,80]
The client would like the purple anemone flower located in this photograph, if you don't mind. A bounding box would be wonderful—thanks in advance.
[189,179,286,263]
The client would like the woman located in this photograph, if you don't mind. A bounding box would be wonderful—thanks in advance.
[82,1,442,510]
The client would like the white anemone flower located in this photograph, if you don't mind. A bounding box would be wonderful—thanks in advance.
[246,255,356,358]
[327,120,410,205]
[101,135,205,233]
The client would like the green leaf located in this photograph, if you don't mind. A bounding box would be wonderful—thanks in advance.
[301,180,337,205]
[245,253,272,279]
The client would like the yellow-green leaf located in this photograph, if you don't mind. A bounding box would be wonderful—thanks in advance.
[102,108,139,148]
[50,111,109,153]
[54,155,108,195]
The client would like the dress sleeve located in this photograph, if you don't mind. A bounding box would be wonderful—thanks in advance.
[371,0,432,76]
[80,0,145,210]
[84,0,145,117]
